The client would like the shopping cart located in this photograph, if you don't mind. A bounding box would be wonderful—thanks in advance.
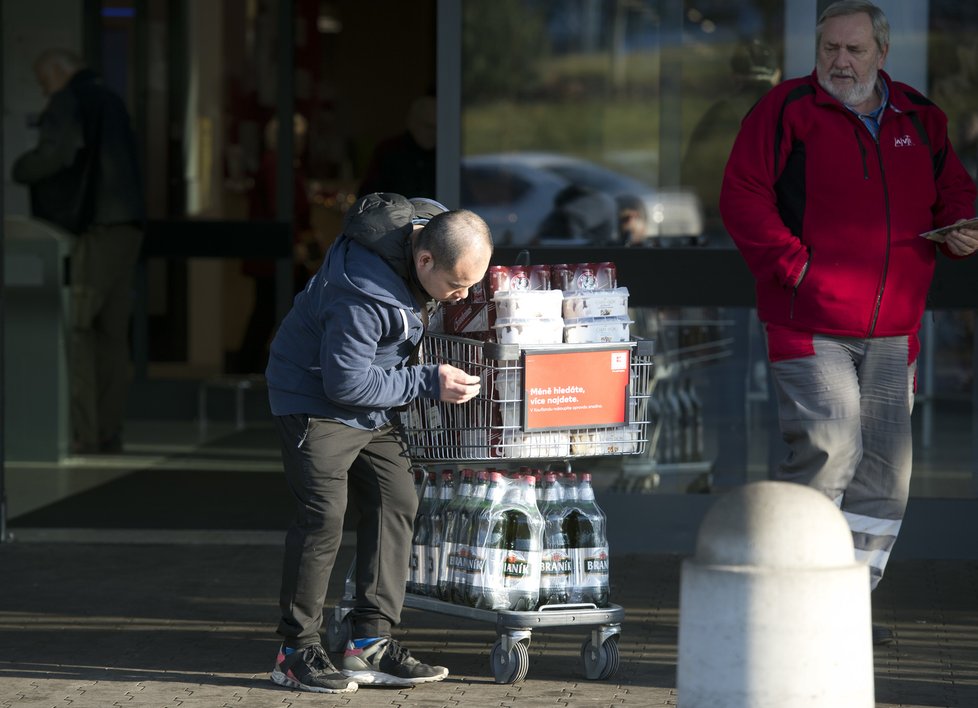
[328,332,654,684]
[401,333,654,462]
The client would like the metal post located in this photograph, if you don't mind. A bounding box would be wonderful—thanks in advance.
[973,310,978,497]
[131,0,150,380]
[436,0,462,208]
[921,313,935,448]
[657,0,683,188]
[274,0,295,327]
[0,0,6,543]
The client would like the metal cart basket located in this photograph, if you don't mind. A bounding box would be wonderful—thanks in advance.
[329,333,653,684]
[401,333,655,463]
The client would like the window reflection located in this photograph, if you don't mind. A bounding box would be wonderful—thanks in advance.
[460,0,976,499]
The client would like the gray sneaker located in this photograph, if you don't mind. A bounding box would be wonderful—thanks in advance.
[270,643,358,693]
[341,637,449,686]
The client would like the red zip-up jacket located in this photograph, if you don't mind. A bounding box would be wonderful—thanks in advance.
[720,69,976,361]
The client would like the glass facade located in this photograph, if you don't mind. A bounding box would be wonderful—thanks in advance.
[2,0,974,501]
[457,0,977,498]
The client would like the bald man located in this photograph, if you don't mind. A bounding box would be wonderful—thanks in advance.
[12,49,145,455]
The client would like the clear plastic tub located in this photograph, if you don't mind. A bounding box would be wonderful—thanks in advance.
[494,289,564,319]
[494,317,564,344]
[563,316,632,343]
[562,287,630,319]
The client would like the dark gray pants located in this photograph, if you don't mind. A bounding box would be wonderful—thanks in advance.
[69,223,143,448]
[274,414,417,648]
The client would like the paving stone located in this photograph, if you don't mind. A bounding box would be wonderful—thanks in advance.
[1,543,977,706]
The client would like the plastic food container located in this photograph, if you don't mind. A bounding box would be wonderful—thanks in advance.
[494,317,564,345]
[562,287,630,319]
[562,316,632,343]
[496,430,571,459]
[570,426,641,456]
[494,289,564,320]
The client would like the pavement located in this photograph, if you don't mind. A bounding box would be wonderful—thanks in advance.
[1,532,977,707]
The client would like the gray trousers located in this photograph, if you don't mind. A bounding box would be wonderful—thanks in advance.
[274,414,417,648]
[69,223,143,448]
[769,335,915,590]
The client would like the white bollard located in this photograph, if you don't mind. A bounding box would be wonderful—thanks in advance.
[677,481,873,708]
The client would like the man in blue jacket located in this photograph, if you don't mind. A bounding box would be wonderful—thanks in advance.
[266,192,493,694]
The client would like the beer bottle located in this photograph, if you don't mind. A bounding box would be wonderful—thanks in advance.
[425,469,454,598]
[409,469,436,595]
[538,472,571,606]
[451,468,489,605]
[468,471,509,608]
[439,468,473,601]
[563,472,610,606]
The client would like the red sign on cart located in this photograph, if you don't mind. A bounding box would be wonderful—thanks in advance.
[522,348,631,431]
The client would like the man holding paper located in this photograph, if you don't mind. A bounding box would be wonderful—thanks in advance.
[720,0,978,644]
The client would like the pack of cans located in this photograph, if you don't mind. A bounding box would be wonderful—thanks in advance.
[550,262,616,291]
[439,261,619,341]
[491,262,616,294]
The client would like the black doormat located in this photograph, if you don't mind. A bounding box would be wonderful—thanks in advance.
[8,469,298,530]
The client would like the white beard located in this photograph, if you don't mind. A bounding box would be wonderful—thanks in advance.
[819,68,878,108]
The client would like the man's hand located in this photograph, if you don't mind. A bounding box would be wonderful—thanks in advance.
[945,220,978,256]
[438,364,481,404]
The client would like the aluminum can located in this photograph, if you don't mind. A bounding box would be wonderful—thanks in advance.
[509,265,531,291]
[468,277,488,303]
[572,263,598,291]
[529,264,551,290]
[487,265,510,296]
[595,261,617,289]
[550,263,573,291]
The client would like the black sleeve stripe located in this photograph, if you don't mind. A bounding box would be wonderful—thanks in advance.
[901,90,935,108]
[774,85,816,175]
[907,110,944,179]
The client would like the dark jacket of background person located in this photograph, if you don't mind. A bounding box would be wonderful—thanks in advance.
[719,68,976,361]
[535,184,619,245]
[13,67,144,232]
[357,96,436,198]
[682,39,781,232]
[265,195,442,428]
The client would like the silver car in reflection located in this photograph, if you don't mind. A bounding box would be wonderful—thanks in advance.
[460,151,703,246]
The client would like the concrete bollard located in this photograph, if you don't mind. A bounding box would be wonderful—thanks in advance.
[677,481,873,707]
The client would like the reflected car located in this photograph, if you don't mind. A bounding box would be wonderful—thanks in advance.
[460,151,703,246]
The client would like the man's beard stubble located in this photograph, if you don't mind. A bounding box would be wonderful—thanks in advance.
[818,68,878,108]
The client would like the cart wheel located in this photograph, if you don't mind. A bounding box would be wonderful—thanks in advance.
[581,635,620,680]
[324,610,350,654]
[490,639,530,684]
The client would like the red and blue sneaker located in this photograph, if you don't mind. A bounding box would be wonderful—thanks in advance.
[270,643,357,693]
[341,637,448,686]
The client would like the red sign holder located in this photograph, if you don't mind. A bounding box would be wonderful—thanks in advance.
[522,347,632,431]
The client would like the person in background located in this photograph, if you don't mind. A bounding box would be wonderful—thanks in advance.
[266,193,493,694]
[12,48,145,455]
[719,0,978,646]
[357,95,437,198]
[616,194,649,246]
[534,184,619,246]
[682,38,781,237]
[931,37,978,182]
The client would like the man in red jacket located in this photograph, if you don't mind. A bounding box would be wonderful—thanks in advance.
[720,0,978,645]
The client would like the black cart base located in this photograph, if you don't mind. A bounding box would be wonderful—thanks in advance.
[325,595,623,684]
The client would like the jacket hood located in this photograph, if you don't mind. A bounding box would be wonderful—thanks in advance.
[341,192,449,281]
[342,192,415,280]
[340,192,449,301]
